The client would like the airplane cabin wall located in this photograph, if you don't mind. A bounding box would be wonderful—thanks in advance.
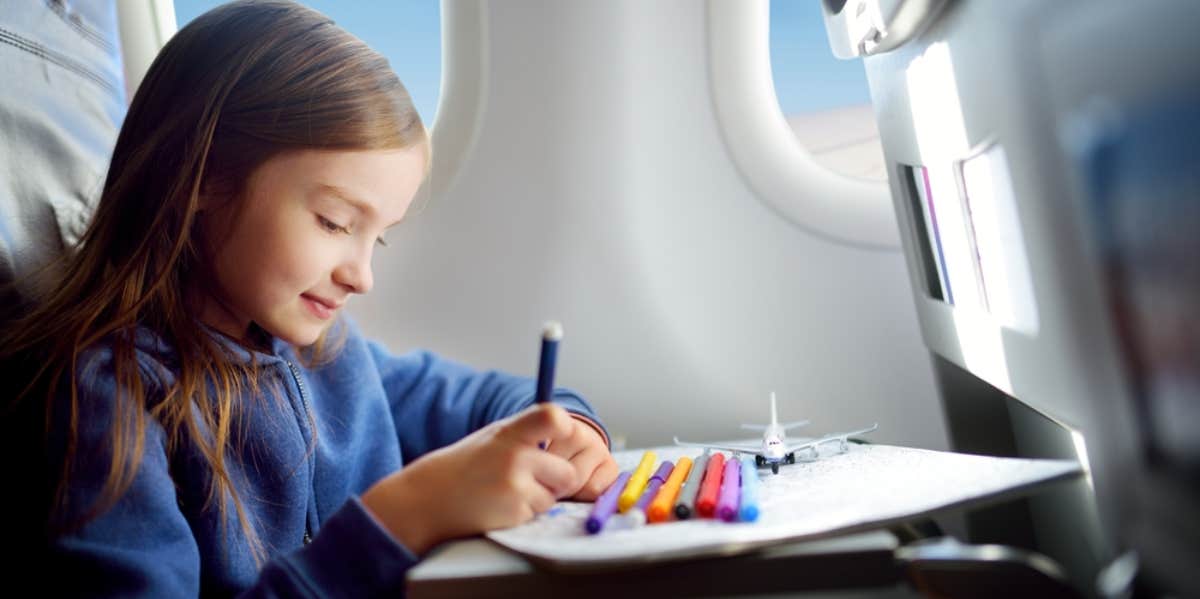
[340,0,949,451]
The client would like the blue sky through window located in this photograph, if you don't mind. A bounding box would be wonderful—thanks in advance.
[173,1,442,126]
[769,1,872,114]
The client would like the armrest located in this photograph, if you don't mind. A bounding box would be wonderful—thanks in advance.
[897,537,1086,599]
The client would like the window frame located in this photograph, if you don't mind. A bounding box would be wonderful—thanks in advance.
[707,0,898,250]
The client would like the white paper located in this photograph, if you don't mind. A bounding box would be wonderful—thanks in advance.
[486,444,1080,570]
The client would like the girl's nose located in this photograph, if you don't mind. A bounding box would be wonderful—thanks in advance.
[334,255,373,294]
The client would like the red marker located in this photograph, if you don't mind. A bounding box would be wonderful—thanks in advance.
[694,452,726,518]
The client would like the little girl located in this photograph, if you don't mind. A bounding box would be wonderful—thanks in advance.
[0,1,618,596]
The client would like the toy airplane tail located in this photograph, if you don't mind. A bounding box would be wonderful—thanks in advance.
[740,391,809,431]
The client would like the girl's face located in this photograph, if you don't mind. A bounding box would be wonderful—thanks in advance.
[199,147,426,348]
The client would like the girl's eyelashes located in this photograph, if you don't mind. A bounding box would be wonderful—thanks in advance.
[317,215,350,235]
[318,214,388,247]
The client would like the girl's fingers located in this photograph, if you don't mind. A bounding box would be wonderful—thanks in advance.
[547,415,608,460]
[501,403,575,446]
[525,446,579,498]
[545,423,588,461]
[520,478,558,515]
[575,452,620,501]
[562,443,606,493]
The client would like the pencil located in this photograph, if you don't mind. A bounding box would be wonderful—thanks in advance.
[534,322,562,450]
[535,321,562,405]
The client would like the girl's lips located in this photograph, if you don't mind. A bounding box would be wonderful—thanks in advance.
[301,294,337,319]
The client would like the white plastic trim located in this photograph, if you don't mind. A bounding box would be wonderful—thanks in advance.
[116,0,178,101]
[425,0,488,199]
[707,0,900,251]
[148,0,177,45]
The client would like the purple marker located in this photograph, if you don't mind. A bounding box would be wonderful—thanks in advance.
[628,461,674,525]
[585,471,631,534]
[716,457,741,522]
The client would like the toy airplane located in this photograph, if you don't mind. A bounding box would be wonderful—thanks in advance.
[673,392,878,474]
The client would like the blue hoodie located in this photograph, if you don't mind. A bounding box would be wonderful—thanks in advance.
[45,318,606,597]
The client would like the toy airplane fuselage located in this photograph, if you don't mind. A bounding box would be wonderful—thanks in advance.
[674,392,878,474]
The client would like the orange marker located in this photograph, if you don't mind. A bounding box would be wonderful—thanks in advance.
[647,456,693,523]
[694,452,726,518]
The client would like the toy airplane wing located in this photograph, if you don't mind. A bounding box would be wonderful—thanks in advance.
[783,423,878,455]
[673,436,761,455]
[740,420,809,432]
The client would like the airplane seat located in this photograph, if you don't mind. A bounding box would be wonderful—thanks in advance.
[0,0,126,320]
[820,1,1200,597]
[0,1,125,578]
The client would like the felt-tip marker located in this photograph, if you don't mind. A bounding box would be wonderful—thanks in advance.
[738,455,760,522]
[585,470,631,534]
[534,321,561,449]
[716,457,741,522]
[628,461,674,525]
[649,456,692,523]
[674,450,710,520]
[695,452,726,518]
[534,321,561,405]
[618,451,658,513]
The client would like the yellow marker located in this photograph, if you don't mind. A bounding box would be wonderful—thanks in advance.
[618,451,658,513]
[648,456,692,523]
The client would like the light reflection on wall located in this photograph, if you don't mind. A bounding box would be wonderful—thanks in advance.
[905,41,1014,393]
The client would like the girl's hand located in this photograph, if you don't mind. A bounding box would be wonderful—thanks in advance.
[362,403,581,555]
[547,415,620,502]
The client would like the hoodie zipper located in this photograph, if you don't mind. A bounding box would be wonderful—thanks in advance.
[285,360,316,545]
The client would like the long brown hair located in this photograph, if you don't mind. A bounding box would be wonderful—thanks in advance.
[0,0,427,558]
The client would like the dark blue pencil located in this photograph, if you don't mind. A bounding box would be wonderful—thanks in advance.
[535,321,562,405]
[535,321,562,449]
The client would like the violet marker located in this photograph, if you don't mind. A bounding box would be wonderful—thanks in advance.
[627,461,675,526]
[715,456,741,522]
[534,321,562,449]
[585,471,632,534]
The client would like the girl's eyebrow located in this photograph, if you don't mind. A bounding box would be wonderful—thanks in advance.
[315,183,402,229]
[316,183,373,216]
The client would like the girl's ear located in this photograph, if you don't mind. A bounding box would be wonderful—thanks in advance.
[196,188,230,213]
[196,183,221,212]
[195,174,227,212]
[197,196,220,213]
[196,174,242,214]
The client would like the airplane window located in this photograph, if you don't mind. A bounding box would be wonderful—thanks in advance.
[173,1,441,127]
[769,1,886,182]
